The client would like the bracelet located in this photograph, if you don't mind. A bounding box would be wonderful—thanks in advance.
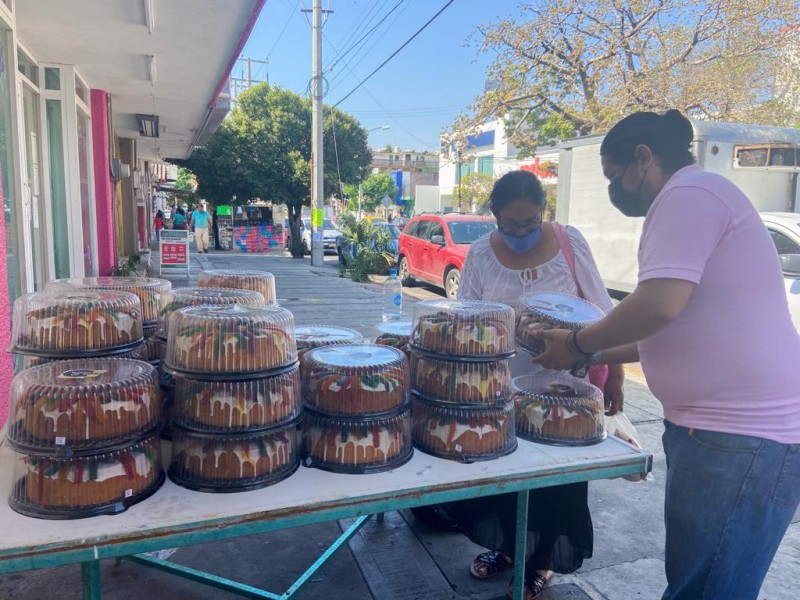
[572,329,591,356]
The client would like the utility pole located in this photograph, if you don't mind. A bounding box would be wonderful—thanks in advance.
[309,0,324,266]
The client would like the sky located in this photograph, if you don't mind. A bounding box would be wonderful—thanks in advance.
[240,0,513,152]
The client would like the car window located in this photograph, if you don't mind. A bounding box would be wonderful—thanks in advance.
[323,219,335,229]
[414,220,432,240]
[428,222,444,240]
[379,223,400,238]
[404,221,420,237]
[769,229,800,255]
[448,221,497,244]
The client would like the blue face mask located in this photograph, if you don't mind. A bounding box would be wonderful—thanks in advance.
[498,227,543,254]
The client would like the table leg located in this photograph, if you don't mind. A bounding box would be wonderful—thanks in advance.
[512,490,529,600]
[81,560,102,600]
[376,512,385,523]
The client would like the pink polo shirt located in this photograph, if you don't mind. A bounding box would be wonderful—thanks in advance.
[637,165,800,444]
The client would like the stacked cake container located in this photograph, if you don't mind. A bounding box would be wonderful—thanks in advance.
[409,299,518,462]
[165,304,302,492]
[155,287,267,438]
[6,357,164,519]
[301,344,413,474]
[197,269,277,305]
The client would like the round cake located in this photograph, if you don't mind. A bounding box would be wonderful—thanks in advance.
[302,408,412,473]
[172,366,301,432]
[11,290,143,354]
[10,434,163,516]
[302,344,408,416]
[197,270,277,305]
[8,359,161,452]
[165,304,297,375]
[410,352,511,405]
[169,422,299,491]
[411,396,516,462]
[46,277,171,326]
[157,287,266,338]
[373,320,412,357]
[19,341,148,370]
[515,293,604,357]
[295,325,364,361]
[411,299,515,357]
[512,374,605,446]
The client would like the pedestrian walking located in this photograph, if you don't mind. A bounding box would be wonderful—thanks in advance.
[534,109,800,600]
[213,207,223,250]
[190,201,212,253]
[172,207,187,230]
[153,210,164,242]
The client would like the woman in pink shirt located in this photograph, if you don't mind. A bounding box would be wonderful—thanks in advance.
[535,109,800,600]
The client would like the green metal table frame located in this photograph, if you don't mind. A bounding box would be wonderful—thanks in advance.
[0,443,650,600]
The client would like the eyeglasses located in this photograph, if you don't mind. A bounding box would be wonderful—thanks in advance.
[497,214,544,235]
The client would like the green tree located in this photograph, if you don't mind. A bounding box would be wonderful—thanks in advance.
[172,167,195,191]
[452,172,493,213]
[186,83,372,254]
[344,173,398,213]
[445,1,798,157]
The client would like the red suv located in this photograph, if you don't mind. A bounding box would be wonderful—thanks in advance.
[397,213,496,299]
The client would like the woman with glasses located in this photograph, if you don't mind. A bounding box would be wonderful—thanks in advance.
[442,170,624,599]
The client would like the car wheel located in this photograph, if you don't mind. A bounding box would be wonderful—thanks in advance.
[444,268,460,300]
[398,257,415,286]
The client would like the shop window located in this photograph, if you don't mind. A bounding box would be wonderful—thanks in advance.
[17,48,38,86]
[478,156,494,175]
[75,74,87,104]
[458,161,475,181]
[735,144,799,168]
[46,100,70,278]
[44,67,60,91]
[0,29,20,307]
[77,112,96,274]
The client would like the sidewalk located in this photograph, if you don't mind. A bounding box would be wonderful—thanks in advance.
[2,251,797,600]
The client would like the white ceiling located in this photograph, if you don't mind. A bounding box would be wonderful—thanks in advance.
[16,0,262,159]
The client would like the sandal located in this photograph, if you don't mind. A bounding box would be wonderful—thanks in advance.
[469,550,513,579]
[507,571,550,600]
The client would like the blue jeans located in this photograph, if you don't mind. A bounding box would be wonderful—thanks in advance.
[662,421,800,599]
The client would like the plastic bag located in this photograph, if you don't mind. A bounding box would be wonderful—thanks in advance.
[604,412,652,482]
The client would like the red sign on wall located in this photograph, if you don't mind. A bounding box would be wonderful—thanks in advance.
[161,243,187,264]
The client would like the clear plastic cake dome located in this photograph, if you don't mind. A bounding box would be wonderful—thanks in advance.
[46,277,172,326]
[10,290,144,356]
[7,358,161,454]
[302,344,409,416]
[197,270,277,305]
[372,320,412,355]
[19,341,148,370]
[164,304,297,376]
[168,420,301,492]
[511,373,605,446]
[301,407,413,474]
[171,365,302,432]
[156,287,266,338]
[410,299,515,358]
[410,351,511,406]
[9,433,164,519]
[515,293,605,356]
[295,325,364,359]
[410,396,516,463]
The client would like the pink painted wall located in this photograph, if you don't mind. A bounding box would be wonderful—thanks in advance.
[0,167,13,426]
[91,89,116,276]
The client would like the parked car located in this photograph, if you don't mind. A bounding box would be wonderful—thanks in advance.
[397,213,496,299]
[337,222,400,266]
[299,218,341,254]
[760,212,800,332]
[392,216,410,231]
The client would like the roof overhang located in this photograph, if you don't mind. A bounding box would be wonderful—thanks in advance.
[16,0,266,160]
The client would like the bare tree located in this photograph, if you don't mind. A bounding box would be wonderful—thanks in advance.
[445,1,799,156]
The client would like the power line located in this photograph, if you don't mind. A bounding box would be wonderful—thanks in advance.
[332,0,456,108]
[267,0,303,58]
[327,0,389,66]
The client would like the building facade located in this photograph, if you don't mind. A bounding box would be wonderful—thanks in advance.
[0,0,266,424]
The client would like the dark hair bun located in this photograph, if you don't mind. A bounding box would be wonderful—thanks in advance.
[661,110,693,149]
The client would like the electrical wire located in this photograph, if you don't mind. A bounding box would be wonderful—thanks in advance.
[267,0,303,58]
[327,0,389,66]
[332,0,456,108]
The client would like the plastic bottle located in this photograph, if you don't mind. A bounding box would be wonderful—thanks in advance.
[382,269,403,321]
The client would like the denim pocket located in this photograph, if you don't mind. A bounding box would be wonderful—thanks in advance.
[773,445,800,509]
[687,428,763,454]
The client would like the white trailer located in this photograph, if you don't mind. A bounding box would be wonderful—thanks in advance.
[556,120,800,294]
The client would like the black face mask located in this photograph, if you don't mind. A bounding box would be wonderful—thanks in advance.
[608,165,648,217]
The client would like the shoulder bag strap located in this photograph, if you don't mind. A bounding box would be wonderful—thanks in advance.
[552,223,584,298]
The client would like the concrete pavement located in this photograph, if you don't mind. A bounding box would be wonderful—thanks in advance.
[1,248,798,600]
